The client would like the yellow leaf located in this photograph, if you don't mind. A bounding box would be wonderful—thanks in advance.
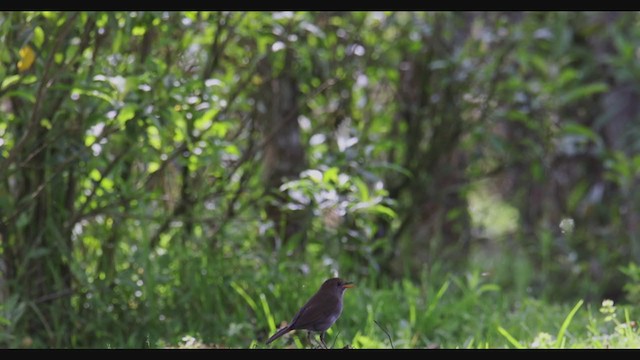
[251,75,263,85]
[17,46,36,72]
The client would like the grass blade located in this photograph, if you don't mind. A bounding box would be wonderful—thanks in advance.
[497,326,524,349]
[259,293,276,332]
[555,299,584,348]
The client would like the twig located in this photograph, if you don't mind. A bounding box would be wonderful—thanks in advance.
[374,319,395,349]
[33,288,74,304]
[0,12,79,175]
[329,330,341,349]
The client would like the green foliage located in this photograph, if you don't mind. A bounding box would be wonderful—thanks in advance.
[496,298,640,349]
[1,11,640,348]
[620,263,640,304]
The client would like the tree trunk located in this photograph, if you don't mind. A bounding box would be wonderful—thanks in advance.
[257,48,308,251]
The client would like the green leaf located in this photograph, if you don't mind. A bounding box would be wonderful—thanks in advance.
[497,326,524,349]
[147,125,161,150]
[302,169,323,184]
[194,108,218,132]
[561,83,608,104]
[230,281,259,314]
[84,134,96,147]
[1,75,20,90]
[71,87,114,105]
[101,177,114,191]
[210,121,230,138]
[562,122,598,141]
[370,204,396,218]
[478,284,501,294]
[147,161,160,173]
[224,144,239,156]
[132,25,146,36]
[259,293,276,333]
[323,167,339,184]
[40,118,52,130]
[425,280,450,318]
[368,162,413,179]
[556,68,578,87]
[5,89,36,103]
[567,180,588,212]
[117,104,137,125]
[96,13,109,27]
[89,169,102,182]
[33,26,45,48]
[22,75,37,85]
[555,299,584,348]
[354,178,369,201]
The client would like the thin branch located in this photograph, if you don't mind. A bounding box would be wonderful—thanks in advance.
[143,55,265,190]
[0,12,79,175]
[208,160,253,241]
[329,330,341,349]
[68,150,129,225]
[146,61,265,247]
[33,288,74,304]
[202,12,241,80]
[374,319,395,349]
[0,125,98,228]
[0,121,127,231]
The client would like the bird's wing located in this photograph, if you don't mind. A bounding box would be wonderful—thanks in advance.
[289,298,336,331]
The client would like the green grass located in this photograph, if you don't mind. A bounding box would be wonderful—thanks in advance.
[5,229,638,348]
[170,270,640,349]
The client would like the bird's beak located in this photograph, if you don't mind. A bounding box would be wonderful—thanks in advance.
[342,282,355,289]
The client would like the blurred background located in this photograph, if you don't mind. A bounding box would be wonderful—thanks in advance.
[1,11,639,348]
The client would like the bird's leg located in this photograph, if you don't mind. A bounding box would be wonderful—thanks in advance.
[320,332,328,349]
[307,331,314,349]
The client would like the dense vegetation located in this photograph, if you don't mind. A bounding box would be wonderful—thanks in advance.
[1,11,639,348]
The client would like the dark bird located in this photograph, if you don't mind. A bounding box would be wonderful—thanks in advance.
[265,277,354,348]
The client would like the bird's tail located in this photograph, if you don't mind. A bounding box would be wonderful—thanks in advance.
[265,325,292,345]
